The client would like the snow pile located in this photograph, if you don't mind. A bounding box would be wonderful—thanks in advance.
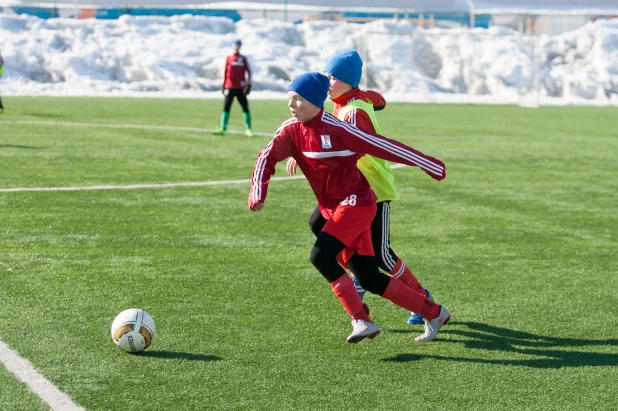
[1,13,617,104]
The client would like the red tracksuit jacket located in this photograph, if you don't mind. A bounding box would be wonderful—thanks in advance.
[248,109,445,216]
[332,88,386,131]
[223,53,251,89]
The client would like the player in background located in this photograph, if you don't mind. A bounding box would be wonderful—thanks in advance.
[249,72,450,343]
[0,50,5,112]
[215,39,252,136]
[286,50,433,325]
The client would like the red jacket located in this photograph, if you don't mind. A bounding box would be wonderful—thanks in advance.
[248,110,445,216]
[332,88,386,132]
[223,53,251,89]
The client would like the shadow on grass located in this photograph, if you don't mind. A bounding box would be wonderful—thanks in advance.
[23,112,66,119]
[140,351,222,362]
[0,144,45,149]
[386,329,417,335]
[382,321,618,368]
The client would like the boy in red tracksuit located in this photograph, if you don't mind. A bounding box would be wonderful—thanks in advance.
[249,72,450,343]
[215,39,252,136]
[287,50,435,325]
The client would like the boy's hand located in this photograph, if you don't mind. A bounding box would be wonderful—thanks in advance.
[286,158,298,175]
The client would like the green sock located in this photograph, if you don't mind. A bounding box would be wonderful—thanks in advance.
[243,112,252,130]
[220,112,230,130]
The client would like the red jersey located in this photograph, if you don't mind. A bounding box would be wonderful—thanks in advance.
[332,88,386,133]
[223,53,251,89]
[248,110,445,217]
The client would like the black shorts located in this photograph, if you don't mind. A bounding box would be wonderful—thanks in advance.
[308,201,399,272]
[223,88,250,113]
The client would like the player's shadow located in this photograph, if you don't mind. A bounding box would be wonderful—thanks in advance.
[0,144,45,149]
[140,351,222,362]
[24,112,66,119]
[383,321,618,369]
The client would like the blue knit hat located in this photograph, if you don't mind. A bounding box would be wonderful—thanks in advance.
[233,39,242,46]
[288,72,329,108]
[324,50,363,88]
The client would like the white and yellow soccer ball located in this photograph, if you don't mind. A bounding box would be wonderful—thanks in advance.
[111,308,156,353]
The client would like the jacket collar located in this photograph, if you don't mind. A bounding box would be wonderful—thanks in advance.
[331,87,361,106]
[301,108,325,127]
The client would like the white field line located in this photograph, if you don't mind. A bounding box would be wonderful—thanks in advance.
[0,339,85,411]
[0,175,304,193]
[0,120,273,137]
[1,165,406,193]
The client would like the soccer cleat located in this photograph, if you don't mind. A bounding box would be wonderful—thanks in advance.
[245,129,254,137]
[347,319,380,344]
[360,303,378,339]
[214,128,227,136]
[352,277,366,300]
[414,305,450,342]
[407,288,432,325]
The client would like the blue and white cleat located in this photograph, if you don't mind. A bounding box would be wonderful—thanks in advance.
[352,277,366,300]
[407,288,432,325]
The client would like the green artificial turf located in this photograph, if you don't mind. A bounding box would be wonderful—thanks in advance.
[1,96,617,410]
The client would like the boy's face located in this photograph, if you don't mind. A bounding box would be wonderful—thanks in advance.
[288,91,320,122]
[232,43,240,53]
[326,74,353,100]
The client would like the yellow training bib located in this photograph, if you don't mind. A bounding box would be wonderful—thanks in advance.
[337,99,399,202]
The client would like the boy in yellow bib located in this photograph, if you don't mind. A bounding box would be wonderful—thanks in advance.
[287,50,438,325]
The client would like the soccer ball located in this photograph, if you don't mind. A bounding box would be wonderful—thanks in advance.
[111,308,156,353]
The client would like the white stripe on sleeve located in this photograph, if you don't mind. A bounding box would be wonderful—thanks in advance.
[321,113,444,176]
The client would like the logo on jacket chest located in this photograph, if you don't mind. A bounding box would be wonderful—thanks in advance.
[320,135,332,149]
